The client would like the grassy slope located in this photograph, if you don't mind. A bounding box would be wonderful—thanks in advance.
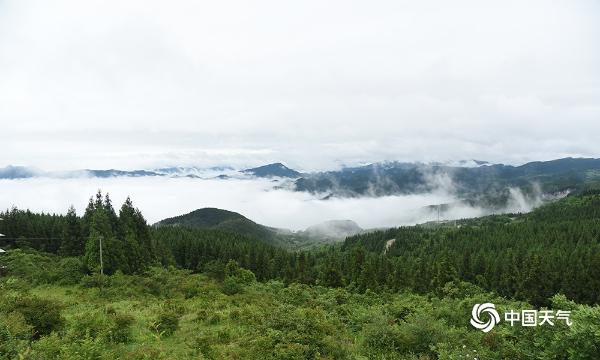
[2,266,600,359]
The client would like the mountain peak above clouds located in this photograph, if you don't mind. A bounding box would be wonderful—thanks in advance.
[241,163,302,178]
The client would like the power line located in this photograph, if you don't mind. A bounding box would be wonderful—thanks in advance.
[0,238,64,240]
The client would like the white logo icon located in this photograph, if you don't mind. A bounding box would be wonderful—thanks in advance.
[470,303,500,332]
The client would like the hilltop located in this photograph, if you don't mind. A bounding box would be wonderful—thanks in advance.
[154,208,278,244]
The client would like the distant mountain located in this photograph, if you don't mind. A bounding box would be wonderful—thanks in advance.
[294,157,600,200]
[154,166,235,177]
[303,220,363,239]
[154,208,278,244]
[3,158,600,203]
[241,163,302,178]
[85,169,162,178]
[0,165,39,179]
[0,166,163,179]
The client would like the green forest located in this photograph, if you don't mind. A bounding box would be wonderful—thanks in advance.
[1,190,600,359]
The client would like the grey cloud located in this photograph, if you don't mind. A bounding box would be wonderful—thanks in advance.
[0,0,598,170]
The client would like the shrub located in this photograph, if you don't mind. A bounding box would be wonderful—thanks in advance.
[222,277,243,295]
[229,309,241,320]
[154,309,180,337]
[54,257,85,285]
[207,313,221,325]
[195,309,208,322]
[0,312,32,359]
[67,309,109,341]
[105,311,135,344]
[11,297,64,339]
[28,333,110,359]
[80,273,111,288]
[236,268,256,285]
[224,260,256,284]
[163,300,186,316]
[362,321,411,355]
[182,282,201,299]
[217,329,231,343]
[191,334,215,359]
[203,260,226,280]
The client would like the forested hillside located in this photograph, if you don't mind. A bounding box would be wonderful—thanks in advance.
[3,191,600,305]
[2,190,600,358]
[154,208,279,245]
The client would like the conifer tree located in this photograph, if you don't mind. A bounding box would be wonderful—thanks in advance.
[84,206,127,275]
[59,205,83,256]
[119,196,153,273]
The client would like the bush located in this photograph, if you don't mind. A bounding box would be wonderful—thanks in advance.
[54,257,85,285]
[222,277,243,295]
[195,309,208,322]
[1,250,55,284]
[229,309,241,320]
[0,312,32,359]
[80,273,111,288]
[153,309,180,337]
[224,260,256,284]
[28,333,111,359]
[191,334,216,359]
[363,321,412,355]
[69,306,135,344]
[10,297,64,339]
[67,308,109,341]
[203,260,226,280]
[207,313,222,325]
[106,312,135,343]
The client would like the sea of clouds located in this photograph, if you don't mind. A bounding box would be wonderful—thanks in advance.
[0,175,542,231]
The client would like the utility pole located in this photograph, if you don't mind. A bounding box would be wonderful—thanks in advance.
[0,217,5,243]
[99,235,104,276]
[0,219,5,275]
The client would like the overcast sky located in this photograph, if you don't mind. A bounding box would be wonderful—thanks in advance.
[1,0,599,171]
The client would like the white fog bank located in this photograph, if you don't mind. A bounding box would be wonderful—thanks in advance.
[0,177,536,231]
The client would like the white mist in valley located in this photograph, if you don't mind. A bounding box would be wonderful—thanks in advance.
[0,177,540,231]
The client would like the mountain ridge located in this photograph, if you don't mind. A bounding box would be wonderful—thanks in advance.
[3,158,600,203]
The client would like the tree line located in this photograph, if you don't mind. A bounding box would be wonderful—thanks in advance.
[1,191,154,275]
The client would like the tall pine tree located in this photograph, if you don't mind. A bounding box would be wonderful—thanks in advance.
[59,205,83,256]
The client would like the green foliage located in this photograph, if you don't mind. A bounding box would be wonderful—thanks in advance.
[84,207,126,275]
[0,191,156,277]
[0,249,84,285]
[8,296,64,339]
[3,191,600,358]
[67,307,134,344]
[0,312,32,359]
[222,277,243,295]
[155,207,279,245]
[221,260,255,295]
[153,309,180,337]
[0,261,599,358]
[59,205,84,256]
[335,193,600,306]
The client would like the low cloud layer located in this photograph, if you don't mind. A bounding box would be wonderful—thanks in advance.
[0,177,544,231]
